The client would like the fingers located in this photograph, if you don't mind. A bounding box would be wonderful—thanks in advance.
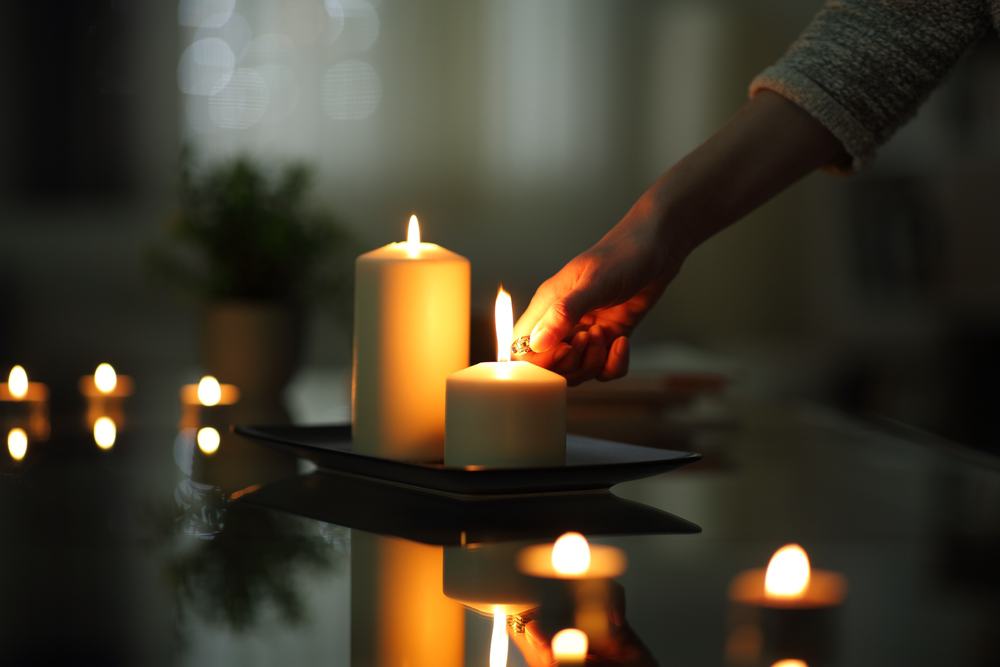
[529,287,600,353]
[599,336,630,381]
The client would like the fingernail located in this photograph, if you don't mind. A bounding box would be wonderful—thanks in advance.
[529,325,554,353]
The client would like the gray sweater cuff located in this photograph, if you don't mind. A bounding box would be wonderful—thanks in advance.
[750,65,870,173]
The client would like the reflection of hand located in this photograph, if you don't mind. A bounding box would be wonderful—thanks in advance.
[512,198,683,386]
[508,584,658,666]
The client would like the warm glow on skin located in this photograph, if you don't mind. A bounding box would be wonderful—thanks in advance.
[406,214,421,257]
[772,660,808,667]
[765,544,811,599]
[551,628,589,661]
[93,417,117,450]
[197,426,221,455]
[489,607,508,667]
[551,532,592,576]
[495,286,513,363]
[8,365,28,400]
[94,363,118,394]
[7,428,28,461]
[197,375,222,406]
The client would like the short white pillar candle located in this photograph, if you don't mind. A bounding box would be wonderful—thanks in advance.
[445,287,566,467]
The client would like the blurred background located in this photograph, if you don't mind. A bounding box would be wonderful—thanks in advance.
[1,0,999,452]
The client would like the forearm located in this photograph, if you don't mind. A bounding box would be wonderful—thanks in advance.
[648,90,842,260]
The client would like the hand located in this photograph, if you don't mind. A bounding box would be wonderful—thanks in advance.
[513,193,684,385]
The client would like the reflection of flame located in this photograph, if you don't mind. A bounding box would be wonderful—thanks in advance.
[197,375,222,406]
[551,628,588,662]
[8,365,28,400]
[197,426,221,455]
[406,214,421,257]
[489,607,508,667]
[94,417,117,450]
[765,544,810,599]
[7,427,27,461]
[771,660,808,667]
[94,363,118,394]
[551,532,591,576]
[495,286,513,364]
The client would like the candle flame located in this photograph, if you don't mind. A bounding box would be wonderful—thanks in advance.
[495,286,513,363]
[8,365,28,400]
[93,416,117,450]
[197,375,222,407]
[551,532,591,576]
[406,214,421,257]
[765,544,811,599]
[771,661,808,667]
[489,607,508,667]
[197,426,221,455]
[551,628,589,661]
[7,427,27,461]
[94,363,118,394]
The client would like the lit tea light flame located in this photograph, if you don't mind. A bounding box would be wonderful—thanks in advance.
[765,544,811,599]
[551,532,591,576]
[93,416,117,450]
[197,426,221,455]
[551,628,589,663]
[8,365,28,400]
[495,286,513,364]
[406,214,421,257]
[197,375,222,407]
[772,660,808,667]
[7,427,27,461]
[94,363,118,394]
[489,606,508,667]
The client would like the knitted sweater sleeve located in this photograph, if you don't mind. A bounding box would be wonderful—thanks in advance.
[750,0,992,171]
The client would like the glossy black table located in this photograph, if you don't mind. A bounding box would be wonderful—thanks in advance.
[1,399,998,666]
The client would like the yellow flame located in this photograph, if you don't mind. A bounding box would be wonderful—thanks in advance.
[197,426,221,455]
[771,661,808,667]
[197,375,222,406]
[765,544,811,599]
[551,532,591,576]
[495,286,513,364]
[551,628,589,662]
[7,427,27,461]
[8,365,28,400]
[406,214,421,257]
[93,416,117,450]
[489,607,508,667]
[94,363,118,394]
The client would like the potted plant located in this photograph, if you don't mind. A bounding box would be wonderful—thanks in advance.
[150,152,354,401]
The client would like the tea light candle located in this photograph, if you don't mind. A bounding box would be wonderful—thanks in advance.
[517,532,626,580]
[445,287,565,467]
[0,365,48,403]
[727,544,846,666]
[180,375,240,407]
[353,215,470,461]
[79,363,134,399]
[729,544,846,609]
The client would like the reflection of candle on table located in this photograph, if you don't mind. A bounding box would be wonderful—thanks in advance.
[7,427,28,462]
[353,215,470,461]
[552,628,588,665]
[93,416,117,450]
[727,544,845,666]
[445,287,565,467]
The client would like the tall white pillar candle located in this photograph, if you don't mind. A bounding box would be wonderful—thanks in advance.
[445,287,566,467]
[353,215,470,461]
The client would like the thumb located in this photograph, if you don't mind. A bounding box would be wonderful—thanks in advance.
[528,286,602,353]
